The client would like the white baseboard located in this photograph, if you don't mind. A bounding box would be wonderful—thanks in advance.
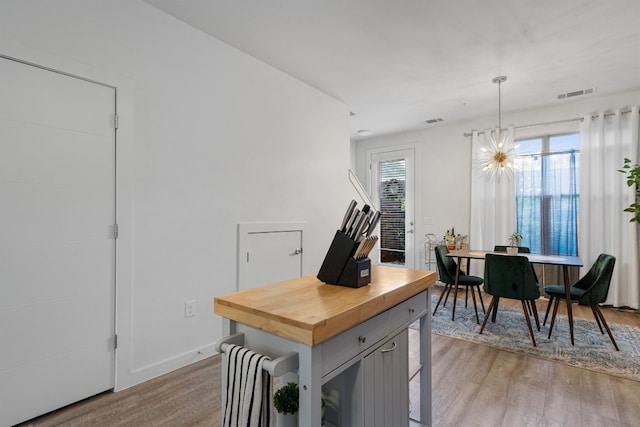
[115,342,218,392]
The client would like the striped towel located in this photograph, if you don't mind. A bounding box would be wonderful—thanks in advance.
[223,344,273,427]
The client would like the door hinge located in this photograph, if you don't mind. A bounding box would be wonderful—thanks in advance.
[114,114,119,130]
[114,334,118,350]
[114,224,119,239]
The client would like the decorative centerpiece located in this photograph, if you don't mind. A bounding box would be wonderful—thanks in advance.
[507,232,523,255]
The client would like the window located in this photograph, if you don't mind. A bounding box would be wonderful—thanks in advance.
[514,133,580,256]
[378,158,406,264]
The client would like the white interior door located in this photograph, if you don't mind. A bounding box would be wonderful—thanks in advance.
[238,223,304,290]
[370,149,415,268]
[0,56,116,425]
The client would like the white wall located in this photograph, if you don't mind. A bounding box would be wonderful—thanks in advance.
[0,1,353,391]
[355,89,640,269]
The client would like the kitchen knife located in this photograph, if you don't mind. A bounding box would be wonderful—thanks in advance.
[349,211,366,239]
[354,211,372,241]
[340,200,357,232]
[344,208,360,235]
[365,211,381,237]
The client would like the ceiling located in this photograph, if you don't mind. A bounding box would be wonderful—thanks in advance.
[146,0,640,141]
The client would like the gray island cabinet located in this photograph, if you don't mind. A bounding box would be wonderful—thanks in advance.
[214,265,435,427]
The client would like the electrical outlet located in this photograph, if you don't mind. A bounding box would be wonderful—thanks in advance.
[185,300,196,318]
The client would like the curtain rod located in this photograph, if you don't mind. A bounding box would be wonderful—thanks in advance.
[463,109,636,138]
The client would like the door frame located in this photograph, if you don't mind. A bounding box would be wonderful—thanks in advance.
[0,54,118,421]
[367,147,416,268]
[237,222,306,290]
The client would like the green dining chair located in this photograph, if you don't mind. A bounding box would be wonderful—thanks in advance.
[543,253,618,350]
[494,245,539,291]
[480,253,541,346]
[433,245,485,323]
[493,245,531,253]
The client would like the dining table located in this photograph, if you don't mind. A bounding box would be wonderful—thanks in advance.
[446,249,583,345]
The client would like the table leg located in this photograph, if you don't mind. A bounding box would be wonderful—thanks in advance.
[452,257,461,321]
[563,265,574,345]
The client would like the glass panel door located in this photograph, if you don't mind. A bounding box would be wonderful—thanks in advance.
[371,149,415,268]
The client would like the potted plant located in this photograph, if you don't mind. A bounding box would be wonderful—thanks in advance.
[618,157,640,223]
[274,381,299,415]
[507,232,522,254]
[273,382,328,426]
[273,382,298,426]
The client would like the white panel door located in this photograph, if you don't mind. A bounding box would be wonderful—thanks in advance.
[237,223,304,291]
[0,57,116,426]
[244,230,302,290]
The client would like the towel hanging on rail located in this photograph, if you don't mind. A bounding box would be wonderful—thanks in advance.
[223,344,273,427]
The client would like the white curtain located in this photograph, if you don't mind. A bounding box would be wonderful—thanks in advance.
[470,126,516,274]
[580,107,640,309]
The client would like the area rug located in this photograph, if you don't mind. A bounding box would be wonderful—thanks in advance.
[429,293,640,382]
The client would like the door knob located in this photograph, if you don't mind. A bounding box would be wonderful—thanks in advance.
[292,248,302,255]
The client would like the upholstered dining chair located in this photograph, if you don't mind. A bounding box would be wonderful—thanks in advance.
[480,253,541,346]
[494,245,540,292]
[543,253,619,351]
[433,245,485,323]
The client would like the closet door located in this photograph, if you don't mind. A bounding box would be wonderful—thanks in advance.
[0,56,116,425]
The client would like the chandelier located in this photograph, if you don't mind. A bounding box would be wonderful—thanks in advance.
[480,76,517,179]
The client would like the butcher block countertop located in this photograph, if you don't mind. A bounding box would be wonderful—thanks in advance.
[214,265,436,346]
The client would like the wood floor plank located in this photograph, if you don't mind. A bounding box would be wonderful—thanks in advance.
[610,375,640,426]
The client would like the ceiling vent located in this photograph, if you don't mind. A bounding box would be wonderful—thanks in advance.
[425,118,444,124]
[557,87,596,100]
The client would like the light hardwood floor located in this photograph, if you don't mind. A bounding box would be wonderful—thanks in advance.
[17,289,640,427]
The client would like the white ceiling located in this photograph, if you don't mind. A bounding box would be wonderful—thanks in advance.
[145,0,640,140]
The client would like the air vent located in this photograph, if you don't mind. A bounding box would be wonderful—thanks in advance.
[557,87,596,100]
[425,118,444,124]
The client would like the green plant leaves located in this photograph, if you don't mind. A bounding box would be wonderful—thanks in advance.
[619,158,640,223]
[273,382,299,415]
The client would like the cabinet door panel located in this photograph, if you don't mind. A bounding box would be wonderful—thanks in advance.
[363,329,409,426]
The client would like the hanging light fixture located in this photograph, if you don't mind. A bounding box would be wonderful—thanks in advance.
[480,76,517,179]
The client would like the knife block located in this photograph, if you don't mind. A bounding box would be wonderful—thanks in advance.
[337,257,371,288]
[317,230,371,288]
